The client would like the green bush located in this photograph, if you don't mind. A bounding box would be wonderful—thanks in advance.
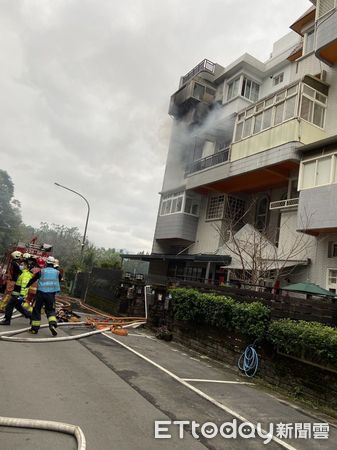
[268,319,337,366]
[170,288,270,339]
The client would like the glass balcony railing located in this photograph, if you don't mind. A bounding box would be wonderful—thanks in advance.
[185,147,230,176]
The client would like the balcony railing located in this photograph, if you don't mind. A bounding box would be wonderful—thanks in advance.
[185,148,230,176]
[181,59,215,86]
[269,198,299,210]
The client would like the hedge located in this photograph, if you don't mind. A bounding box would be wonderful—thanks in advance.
[170,288,270,339]
[268,319,337,367]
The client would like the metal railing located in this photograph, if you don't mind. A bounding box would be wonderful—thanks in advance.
[269,197,299,210]
[185,148,230,176]
[181,59,215,86]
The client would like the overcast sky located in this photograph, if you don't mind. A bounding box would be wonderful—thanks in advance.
[0,0,311,253]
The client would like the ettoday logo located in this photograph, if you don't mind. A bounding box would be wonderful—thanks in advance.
[154,420,329,443]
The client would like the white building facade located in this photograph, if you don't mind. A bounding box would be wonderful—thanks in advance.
[149,1,337,291]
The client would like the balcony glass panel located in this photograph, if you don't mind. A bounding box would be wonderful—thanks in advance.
[262,108,272,129]
[300,96,312,121]
[302,161,316,189]
[233,81,327,144]
[284,96,296,120]
[316,157,331,186]
[274,103,284,125]
[313,103,325,127]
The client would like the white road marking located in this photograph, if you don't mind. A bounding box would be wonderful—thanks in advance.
[182,378,254,385]
[102,332,297,450]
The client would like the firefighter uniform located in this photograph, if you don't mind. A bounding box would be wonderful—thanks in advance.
[28,264,61,335]
[0,267,33,325]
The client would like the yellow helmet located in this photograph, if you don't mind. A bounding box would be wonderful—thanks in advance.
[23,252,31,259]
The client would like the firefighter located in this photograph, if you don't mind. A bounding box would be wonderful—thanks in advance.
[8,251,23,283]
[25,256,45,306]
[26,256,61,336]
[0,260,33,325]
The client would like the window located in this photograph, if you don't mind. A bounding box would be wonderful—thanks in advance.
[242,77,260,102]
[328,242,337,258]
[327,268,337,290]
[304,29,315,54]
[193,83,205,100]
[207,194,225,220]
[160,192,183,216]
[300,84,327,128]
[184,196,199,216]
[233,80,328,143]
[273,73,284,86]
[233,84,298,142]
[299,154,337,190]
[224,196,245,222]
[316,157,331,186]
[255,196,269,231]
[261,108,272,130]
[227,78,240,101]
[301,160,316,189]
[160,192,199,216]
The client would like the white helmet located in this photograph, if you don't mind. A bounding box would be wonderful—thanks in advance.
[54,258,60,268]
[46,256,55,264]
[11,251,22,260]
[23,252,31,259]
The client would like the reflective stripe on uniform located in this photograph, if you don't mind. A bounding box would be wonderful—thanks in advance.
[48,316,57,323]
[22,303,33,313]
[31,320,40,327]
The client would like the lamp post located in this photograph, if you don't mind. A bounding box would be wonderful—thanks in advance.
[54,182,90,266]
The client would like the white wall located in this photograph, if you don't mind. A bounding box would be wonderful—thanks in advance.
[188,195,222,254]
[277,210,316,261]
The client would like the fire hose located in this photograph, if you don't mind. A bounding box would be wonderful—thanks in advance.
[0,288,149,449]
[0,416,86,450]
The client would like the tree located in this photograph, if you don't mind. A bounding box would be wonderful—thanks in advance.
[0,170,22,255]
[213,196,314,287]
[94,247,122,269]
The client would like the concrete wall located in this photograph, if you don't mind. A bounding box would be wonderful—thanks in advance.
[316,9,337,59]
[324,65,337,136]
[298,184,337,231]
[153,213,198,242]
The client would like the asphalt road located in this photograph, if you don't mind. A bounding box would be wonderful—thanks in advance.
[0,315,336,449]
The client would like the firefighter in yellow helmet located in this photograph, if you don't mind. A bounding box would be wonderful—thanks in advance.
[0,260,33,325]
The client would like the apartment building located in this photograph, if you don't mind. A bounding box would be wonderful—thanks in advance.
[145,0,337,290]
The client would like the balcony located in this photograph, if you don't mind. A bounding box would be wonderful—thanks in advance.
[269,198,299,210]
[231,79,328,162]
[185,148,230,176]
[169,79,216,117]
[181,59,216,86]
[154,213,198,242]
[315,6,337,65]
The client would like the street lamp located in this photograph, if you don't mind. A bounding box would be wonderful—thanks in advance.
[54,182,90,266]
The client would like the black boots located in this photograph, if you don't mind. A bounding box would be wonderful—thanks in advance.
[0,319,10,325]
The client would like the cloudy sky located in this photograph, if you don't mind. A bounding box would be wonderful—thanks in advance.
[0,0,311,253]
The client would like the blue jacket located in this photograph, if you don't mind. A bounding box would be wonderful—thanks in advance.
[38,267,60,293]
